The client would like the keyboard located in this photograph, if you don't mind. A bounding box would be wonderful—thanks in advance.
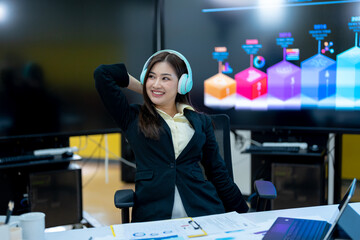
[284,218,328,240]
[0,154,54,165]
[246,145,301,153]
[264,217,330,240]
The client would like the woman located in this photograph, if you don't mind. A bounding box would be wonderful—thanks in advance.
[94,50,248,222]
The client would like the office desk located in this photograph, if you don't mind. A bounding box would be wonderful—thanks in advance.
[44,202,360,240]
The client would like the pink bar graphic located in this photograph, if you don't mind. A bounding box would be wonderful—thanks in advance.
[235,67,267,100]
[246,39,259,45]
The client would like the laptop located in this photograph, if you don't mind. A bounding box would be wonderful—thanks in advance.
[263,178,357,240]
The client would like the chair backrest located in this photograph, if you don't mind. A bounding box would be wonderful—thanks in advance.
[210,114,277,212]
[210,114,234,180]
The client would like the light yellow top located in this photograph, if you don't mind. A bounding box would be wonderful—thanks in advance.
[156,103,195,219]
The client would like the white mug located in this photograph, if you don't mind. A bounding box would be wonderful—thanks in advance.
[10,226,23,240]
[19,212,45,240]
[0,222,22,240]
[0,222,11,240]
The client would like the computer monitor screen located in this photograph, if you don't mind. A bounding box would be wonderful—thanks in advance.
[163,0,360,132]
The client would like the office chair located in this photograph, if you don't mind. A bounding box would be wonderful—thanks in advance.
[114,114,276,223]
[210,114,276,211]
[254,180,277,211]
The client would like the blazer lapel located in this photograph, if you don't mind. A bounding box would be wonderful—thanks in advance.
[176,110,203,162]
[158,115,176,160]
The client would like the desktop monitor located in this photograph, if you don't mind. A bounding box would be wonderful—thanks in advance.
[29,164,82,228]
[163,0,360,133]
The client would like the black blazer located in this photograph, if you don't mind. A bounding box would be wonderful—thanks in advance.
[94,63,249,222]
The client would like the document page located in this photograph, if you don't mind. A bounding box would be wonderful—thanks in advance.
[193,211,257,235]
[111,217,206,240]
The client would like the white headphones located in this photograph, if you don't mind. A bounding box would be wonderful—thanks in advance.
[139,49,193,95]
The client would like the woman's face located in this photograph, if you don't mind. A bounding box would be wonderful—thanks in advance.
[146,61,179,113]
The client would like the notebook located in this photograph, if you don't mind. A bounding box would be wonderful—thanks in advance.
[263,178,357,240]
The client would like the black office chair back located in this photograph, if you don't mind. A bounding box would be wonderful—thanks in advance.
[210,114,234,180]
[210,114,277,211]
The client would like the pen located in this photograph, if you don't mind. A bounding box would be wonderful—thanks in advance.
[5,200,14,224]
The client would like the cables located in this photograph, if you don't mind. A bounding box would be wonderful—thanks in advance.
[76,135,89,152]
[231,129,262,151]
[327,133,336,169]
[104,134,109,184]
[82,146,102,189]
[79,135,105,168]
[80,134,137,188]
[87,136,136,169]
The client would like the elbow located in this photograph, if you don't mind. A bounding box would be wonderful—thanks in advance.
[93,64,106,81]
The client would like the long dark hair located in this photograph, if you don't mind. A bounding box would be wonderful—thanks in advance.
[139,52,194,140]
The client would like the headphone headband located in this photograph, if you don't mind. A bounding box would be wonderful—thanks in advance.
[140,49,193,94]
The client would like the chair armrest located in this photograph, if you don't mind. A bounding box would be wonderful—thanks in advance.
[254,180,277,199]
[114,189,134,209]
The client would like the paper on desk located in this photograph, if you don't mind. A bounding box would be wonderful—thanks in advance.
[112,218,206,240]
[196,218,273,240]
[193,211,257,235]
[197,231,263,240]
[93,235,183,240]
[93,235,118,240]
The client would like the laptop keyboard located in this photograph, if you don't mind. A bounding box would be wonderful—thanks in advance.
[284,219,326,240]
[283,218,329,240]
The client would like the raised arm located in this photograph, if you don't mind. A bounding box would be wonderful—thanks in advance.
[94,63,140,131]
[128,74,143,94]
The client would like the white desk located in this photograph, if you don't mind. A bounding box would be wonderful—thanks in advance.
[42,202,359,239]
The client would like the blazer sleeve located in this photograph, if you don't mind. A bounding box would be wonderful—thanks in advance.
[94,63,137,131]
[201,114,249,213]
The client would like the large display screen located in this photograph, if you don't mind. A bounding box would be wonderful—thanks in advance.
[163,0,360,132]
[0,0,155,140]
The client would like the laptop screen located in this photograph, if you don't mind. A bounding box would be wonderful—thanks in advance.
[323,178,357,240]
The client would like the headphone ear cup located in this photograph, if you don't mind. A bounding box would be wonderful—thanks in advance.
[140,68,147,85]
[177,74,192,95]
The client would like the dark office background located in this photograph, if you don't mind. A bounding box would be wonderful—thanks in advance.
[0,0,156,141]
